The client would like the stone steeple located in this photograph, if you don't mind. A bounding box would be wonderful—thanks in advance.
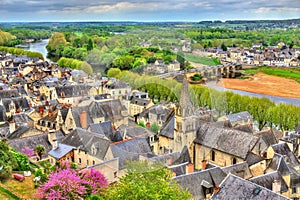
[179,75,194,118]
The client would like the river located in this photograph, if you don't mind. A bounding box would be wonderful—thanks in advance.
[25,39,50,61]
[206,81,300,106]
[24,40,300,106]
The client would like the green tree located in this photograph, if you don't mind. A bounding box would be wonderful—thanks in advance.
[81,62,93,75]
[177,51,185,69]
[221,43,227,51]
[103,161,191,200]
[36,145,45,161]
[107,68,121,78]
[0,139,17,181]
[46,32,67,55]
[150,123,159,134]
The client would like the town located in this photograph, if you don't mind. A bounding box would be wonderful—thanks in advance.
[0,45,299,199]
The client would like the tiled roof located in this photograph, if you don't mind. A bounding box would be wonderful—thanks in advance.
[211,174,289,200]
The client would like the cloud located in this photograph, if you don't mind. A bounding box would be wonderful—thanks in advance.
[0,0,300,21]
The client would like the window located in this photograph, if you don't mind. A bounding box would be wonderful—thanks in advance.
[292,187,297,194]
[93,160,95,165]
[114,171,117,178]
[87,160,89,165]
[232,157,237,165]
[211,150,215,161]
[79,158,81,163]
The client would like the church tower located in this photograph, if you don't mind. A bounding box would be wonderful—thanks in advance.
[174,75,197,154]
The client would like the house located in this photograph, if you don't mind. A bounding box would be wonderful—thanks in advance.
[220,111,253,127]
[174,167,227,199]
[167,60,180,72]
[48,141,75,165]
[60,128,112,169]
[211,174,289,200]
[137,104,172,127]
[103,79,131,100]
[122,90,153,117]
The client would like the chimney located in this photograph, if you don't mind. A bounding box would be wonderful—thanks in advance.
[272,180,281,193]
[9,120,16,133]
[39,106,44,117]
[169,156,173,166]
[80,111,88,129]
[52,138,58,150]
[186,163,194,174]
[48,109,53,117]
[213,184,220,194]
[202,160,207,170]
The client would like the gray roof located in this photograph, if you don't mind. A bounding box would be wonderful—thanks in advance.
[104,79,131,89]
[150,152,181,165]
[110,137,152,169]
[227,111,253,123]
[8,133,52,157]
[0,90,20,99]
[174,167,227,200]
[117,124,152,139]
[168,162,187,176]
[255,129,278,147]
[266,153,292,176]
[55,84,92,98]
[245,152,265,166]
[221,162,252,179]
[249,171,289,193]
[194,123,259,159]
[12,113,34,125]
[159,110,175,139]
[48,143,74,160]
[89,121,122,142]
[173,145,191,165]
[272,142,300,167]
[211,174,289,200]
[2,97,30,111]
[61,128,111,160]
[6,126,30,139]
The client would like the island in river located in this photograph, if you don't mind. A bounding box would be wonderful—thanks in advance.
[218,73,300,99]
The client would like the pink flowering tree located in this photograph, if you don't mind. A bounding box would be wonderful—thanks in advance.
[81,168,108,194]
[35,161,108,199]
[21,146,35,158]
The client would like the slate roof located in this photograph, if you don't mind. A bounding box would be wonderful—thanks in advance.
[8,133,52,156]
[89,121,122,142]
[2,97,30,111]
[117,124,152,139]
[222,162,252,179]
[48,143,74,160]
[149,152,181,165]
[55,84,92,98]
[159,109,175,139]
[266,153,292,176]
[227,111,253,123]
[12,113,34,125]
[272,142,300,167]
[6,126,30,139]
[173,145,191,165]
[255,129,278,147]
[61,128,111,160]
[249,171,289,193]
[174,167,227,200]
[211,174,289,200]
[0,104,6,122]
[104,79,131,89]
[110,137,152,169]
[0,90,20,99]
[245,152,265,166]
[194,123,259,159]
[168,162,187,176]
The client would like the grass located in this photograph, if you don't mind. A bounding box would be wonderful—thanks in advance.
[243,66,300,83]
[2,176,37,199]
[0,186,20,200]
[184,53,221,66]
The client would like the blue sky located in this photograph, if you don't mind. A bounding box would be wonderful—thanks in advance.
[0,0,300,22]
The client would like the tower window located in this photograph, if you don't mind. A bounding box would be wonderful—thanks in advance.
[211,150,215,161]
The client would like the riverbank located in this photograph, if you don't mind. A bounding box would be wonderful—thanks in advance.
[218,74,300,99]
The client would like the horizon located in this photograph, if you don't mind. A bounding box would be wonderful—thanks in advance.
[1,0,299,22]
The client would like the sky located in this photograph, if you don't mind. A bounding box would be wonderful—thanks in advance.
[0,0,300,22]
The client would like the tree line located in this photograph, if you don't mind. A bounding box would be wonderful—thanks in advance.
[109,69,300,131]
[0,46,44,60]
[57,57,93,75]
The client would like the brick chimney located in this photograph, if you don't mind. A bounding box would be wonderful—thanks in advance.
[169,156,173,166]
[186,163,194,174]
[39,106,44,117]
[213,184,220,194]
[48,109,53,117]
[80,111,88,129]
[202,160,207,170]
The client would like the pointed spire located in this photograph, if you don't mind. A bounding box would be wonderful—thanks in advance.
[179,75,194,118]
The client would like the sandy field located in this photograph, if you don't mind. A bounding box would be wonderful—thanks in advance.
[219,74,300,99]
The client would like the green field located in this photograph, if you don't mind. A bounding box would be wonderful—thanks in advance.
[243,66,300,83]
[184,54,221,66]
